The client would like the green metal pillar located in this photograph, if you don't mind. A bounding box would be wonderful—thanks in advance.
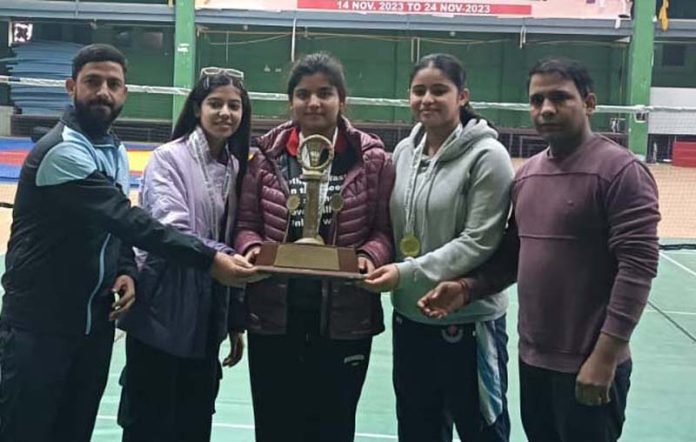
[172,0,196,124]
[626,0,655,158]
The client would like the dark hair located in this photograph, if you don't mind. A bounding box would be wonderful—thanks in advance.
[72,44,127,79]
[172,74,251,196]
[528,58,594,98]
[409,53,482,127]
[287,52,347,103]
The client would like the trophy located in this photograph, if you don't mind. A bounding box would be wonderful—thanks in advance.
[254,134,365,280]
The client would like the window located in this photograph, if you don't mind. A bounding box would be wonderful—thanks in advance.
[662,44,686,67]
[114,28,133,48]
[141,31,164,51]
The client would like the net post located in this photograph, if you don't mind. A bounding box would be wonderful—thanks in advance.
[627,0,655,159]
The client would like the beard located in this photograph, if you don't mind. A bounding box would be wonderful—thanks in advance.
[73,97,123,137]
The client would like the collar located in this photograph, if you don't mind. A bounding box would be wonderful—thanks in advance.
[189,126,230,164]
[61,105,117,146]
[286,127,347,157]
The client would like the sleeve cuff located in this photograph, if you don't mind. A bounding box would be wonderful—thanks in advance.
[395,259,417,290]
[200,245,217,270]
[117,269,137,279]
[241,241,263,256]
[463,277,484,302]
[600,312,637,342]
[221,245,236,255]
[356,249,376,263]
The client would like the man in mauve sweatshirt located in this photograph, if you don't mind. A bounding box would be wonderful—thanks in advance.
[418,58,660,442]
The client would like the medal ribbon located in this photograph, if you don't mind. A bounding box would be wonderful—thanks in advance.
[189,127,235,241]
[401,123,464,256]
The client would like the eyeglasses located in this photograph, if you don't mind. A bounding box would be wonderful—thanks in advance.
[199,66,244,81]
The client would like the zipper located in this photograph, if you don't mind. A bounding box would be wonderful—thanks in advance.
[267,157,294,242]
[85,233,112,335]
[320,280,330,337]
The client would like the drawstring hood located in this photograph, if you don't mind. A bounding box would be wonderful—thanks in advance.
[389,117,514,326]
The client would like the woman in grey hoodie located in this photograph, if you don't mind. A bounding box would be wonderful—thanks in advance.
[364,54,514,441]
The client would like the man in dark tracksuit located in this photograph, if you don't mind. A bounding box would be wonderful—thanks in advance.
[0,44,256,442]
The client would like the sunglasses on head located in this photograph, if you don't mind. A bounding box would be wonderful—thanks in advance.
[199,66,245,81]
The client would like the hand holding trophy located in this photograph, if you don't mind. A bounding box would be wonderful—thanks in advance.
[254,134,365,280]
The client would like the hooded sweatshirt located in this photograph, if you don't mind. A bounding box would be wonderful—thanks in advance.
[390,119,514,325]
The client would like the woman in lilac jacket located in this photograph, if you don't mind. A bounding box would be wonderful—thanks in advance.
[117,72,253,441]
[235,52,395,442]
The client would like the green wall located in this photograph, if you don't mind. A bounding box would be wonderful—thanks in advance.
[94,25,175,120]
[9,20,696,130]
[197,28,292,119]
[197,27,630,129]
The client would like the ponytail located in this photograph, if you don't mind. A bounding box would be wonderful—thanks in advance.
[459,102,481,126]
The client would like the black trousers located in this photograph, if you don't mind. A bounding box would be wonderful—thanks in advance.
[247,308,372,442]
[392,313,510,442]
[118,335,222,442]
[0,325,114,442]
[520,359,632,442]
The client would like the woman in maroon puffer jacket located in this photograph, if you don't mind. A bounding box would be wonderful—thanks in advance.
[234,52,394,442]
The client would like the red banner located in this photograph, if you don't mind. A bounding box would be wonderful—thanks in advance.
[197,0,631,19]
[298,0,531,15]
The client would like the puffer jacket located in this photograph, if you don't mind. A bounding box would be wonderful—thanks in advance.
[235,117,394,339]
[118,129,246,359]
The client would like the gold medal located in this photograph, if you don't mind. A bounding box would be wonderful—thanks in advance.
[286,194,301,212]
[399,234,421,257]
[329,194,344,213]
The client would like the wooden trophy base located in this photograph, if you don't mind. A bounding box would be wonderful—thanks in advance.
[255,242,366,281]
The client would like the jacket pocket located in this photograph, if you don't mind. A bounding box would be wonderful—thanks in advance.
[246,278,288,334]
[328,283,383,339]
[136,255,170,313]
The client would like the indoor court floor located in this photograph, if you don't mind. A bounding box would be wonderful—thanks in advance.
[88,249,696,441]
